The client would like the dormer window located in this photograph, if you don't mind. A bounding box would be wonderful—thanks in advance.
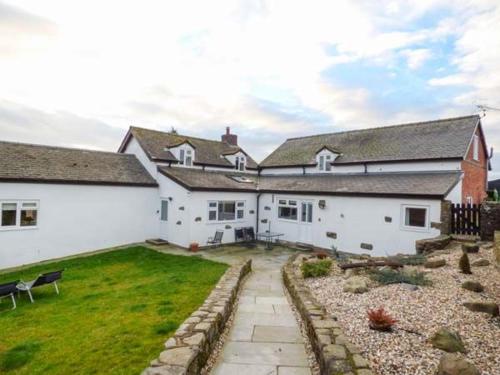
[316,146,338,172]
[235,156,245,171]
[178,147,193,166]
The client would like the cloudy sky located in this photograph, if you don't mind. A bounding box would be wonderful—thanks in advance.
[1,0,499,178]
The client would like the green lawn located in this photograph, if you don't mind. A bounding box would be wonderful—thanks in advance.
[0,247,228,375]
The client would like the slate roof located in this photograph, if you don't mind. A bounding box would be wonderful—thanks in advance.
[488,179,500,191]
[157,166,461,198]
[260,115,480,167]
[122,126,258,169]
[0,141,157,186]
[157,166,258,192]
[258,172,462,198]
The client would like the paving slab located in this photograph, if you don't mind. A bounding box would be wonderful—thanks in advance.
[277,366,312,375]
[256,296,289,305]
[233,311,297,327]
[238,303,276,313]
[212,363,277,375]
[221,342,309,367]
[253,326,304,343]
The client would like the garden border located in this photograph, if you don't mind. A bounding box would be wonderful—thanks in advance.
[142,259,252,375]
[283,254,373,375]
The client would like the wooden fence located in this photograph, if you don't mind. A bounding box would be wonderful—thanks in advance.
[451,203,480,235]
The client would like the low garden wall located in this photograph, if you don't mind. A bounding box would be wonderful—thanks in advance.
[283,254,372,375]
[142,259,252,375]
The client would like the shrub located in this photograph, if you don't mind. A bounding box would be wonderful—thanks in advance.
[301,259,332,278]
[390,254,427,266]
[369,268,431,286]
[367,307,398,331]
[459,252,472,274]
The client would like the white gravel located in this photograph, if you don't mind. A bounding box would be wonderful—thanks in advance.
[305,242,500,375]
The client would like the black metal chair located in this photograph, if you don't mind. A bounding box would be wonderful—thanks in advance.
[244,227,256,242]
[17,270,64,303]
[234,228,245,242]
[0,280,19,310]
[207,230,224,248]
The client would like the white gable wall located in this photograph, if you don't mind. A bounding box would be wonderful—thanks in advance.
[0,182,159,269]
[258,193,441,256]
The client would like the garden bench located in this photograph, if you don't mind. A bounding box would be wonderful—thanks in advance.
[17,270,64,303]
[0,280,19,310]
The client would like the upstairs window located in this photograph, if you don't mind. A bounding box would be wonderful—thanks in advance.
[317,150,334,171]
[473,135,479,161]
[178,148,193,166]
[235,156,245,171]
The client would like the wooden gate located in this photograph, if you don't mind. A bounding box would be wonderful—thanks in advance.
[450,203,480,235]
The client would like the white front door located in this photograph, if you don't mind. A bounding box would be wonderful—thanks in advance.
[299,201,313,244]
[160,199,169,240]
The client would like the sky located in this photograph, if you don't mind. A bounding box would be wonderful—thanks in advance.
[1,0,499,179]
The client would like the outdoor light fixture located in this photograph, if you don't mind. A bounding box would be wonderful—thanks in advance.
[318,200,326,209]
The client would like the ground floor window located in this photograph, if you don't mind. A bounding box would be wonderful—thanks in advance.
[301,202,313,223]
[160,200,168,221]
[278,199,298,220]
[1,201,38,229]
[208,201,245,221]
[402,205,428,230]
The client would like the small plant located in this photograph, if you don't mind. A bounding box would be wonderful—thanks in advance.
[367,307,398,332]
[369,268,431,286]
[459,251,472,274]
[301,259,332,278]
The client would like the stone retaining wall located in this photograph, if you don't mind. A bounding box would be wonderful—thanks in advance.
[283,255,372,375]
[480,201,500,241]
[142,259,252,375]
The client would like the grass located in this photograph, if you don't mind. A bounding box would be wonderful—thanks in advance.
[0,247,228,375]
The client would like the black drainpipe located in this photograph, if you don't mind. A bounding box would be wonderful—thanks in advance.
[256,193,261,233]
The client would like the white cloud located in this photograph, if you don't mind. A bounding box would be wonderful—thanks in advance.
[402,48,432,69]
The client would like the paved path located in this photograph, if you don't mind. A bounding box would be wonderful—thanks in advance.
[210,248,312,375]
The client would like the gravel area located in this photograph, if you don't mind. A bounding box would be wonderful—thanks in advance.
[305,242,500,375]
[284,287,321,375]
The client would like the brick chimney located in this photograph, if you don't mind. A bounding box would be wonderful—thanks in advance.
[221,126,238,146]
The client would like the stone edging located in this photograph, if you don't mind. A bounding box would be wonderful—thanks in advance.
[142,259,252,375]
[283,254,372,375]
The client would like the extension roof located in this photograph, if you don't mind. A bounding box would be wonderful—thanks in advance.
[0,141,157,187]
[260,115,481,168]
[119,126,258,169]
[157,166,461,199]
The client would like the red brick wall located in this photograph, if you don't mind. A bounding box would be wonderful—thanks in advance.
[461,127,488,204]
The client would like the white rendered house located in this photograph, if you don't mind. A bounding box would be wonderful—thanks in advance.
[0,116,490,269]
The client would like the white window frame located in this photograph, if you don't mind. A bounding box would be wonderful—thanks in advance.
[160,199,168,221]
[316,150,335,172]
[400,204,430,232]
[300,201,313,224]
[472,134,479,161]
[177,145,195,167]
[277,199,299,222]
[207,200,245,223]
[0,200,39,231]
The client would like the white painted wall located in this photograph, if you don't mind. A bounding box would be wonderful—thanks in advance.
[258,193,441,256]
[0,182,159,269]
[445,178,463,204]
[156,173,257,247]
[261,160,461,176]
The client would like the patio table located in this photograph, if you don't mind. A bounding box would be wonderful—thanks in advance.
[256,231,284,250]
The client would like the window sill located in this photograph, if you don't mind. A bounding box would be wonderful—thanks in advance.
[400,225,430,233]
[207,220,246,225]
[0,226,38,232]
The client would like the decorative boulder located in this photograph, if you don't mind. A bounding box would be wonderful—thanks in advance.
[437,354,480,375]
[471,258,490,267]
[461,281,484,293]
[424,258,446,268]
[343,276,369,294]
[431,328,466,353]
[462,243,479,253]
[463,301,499,317]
